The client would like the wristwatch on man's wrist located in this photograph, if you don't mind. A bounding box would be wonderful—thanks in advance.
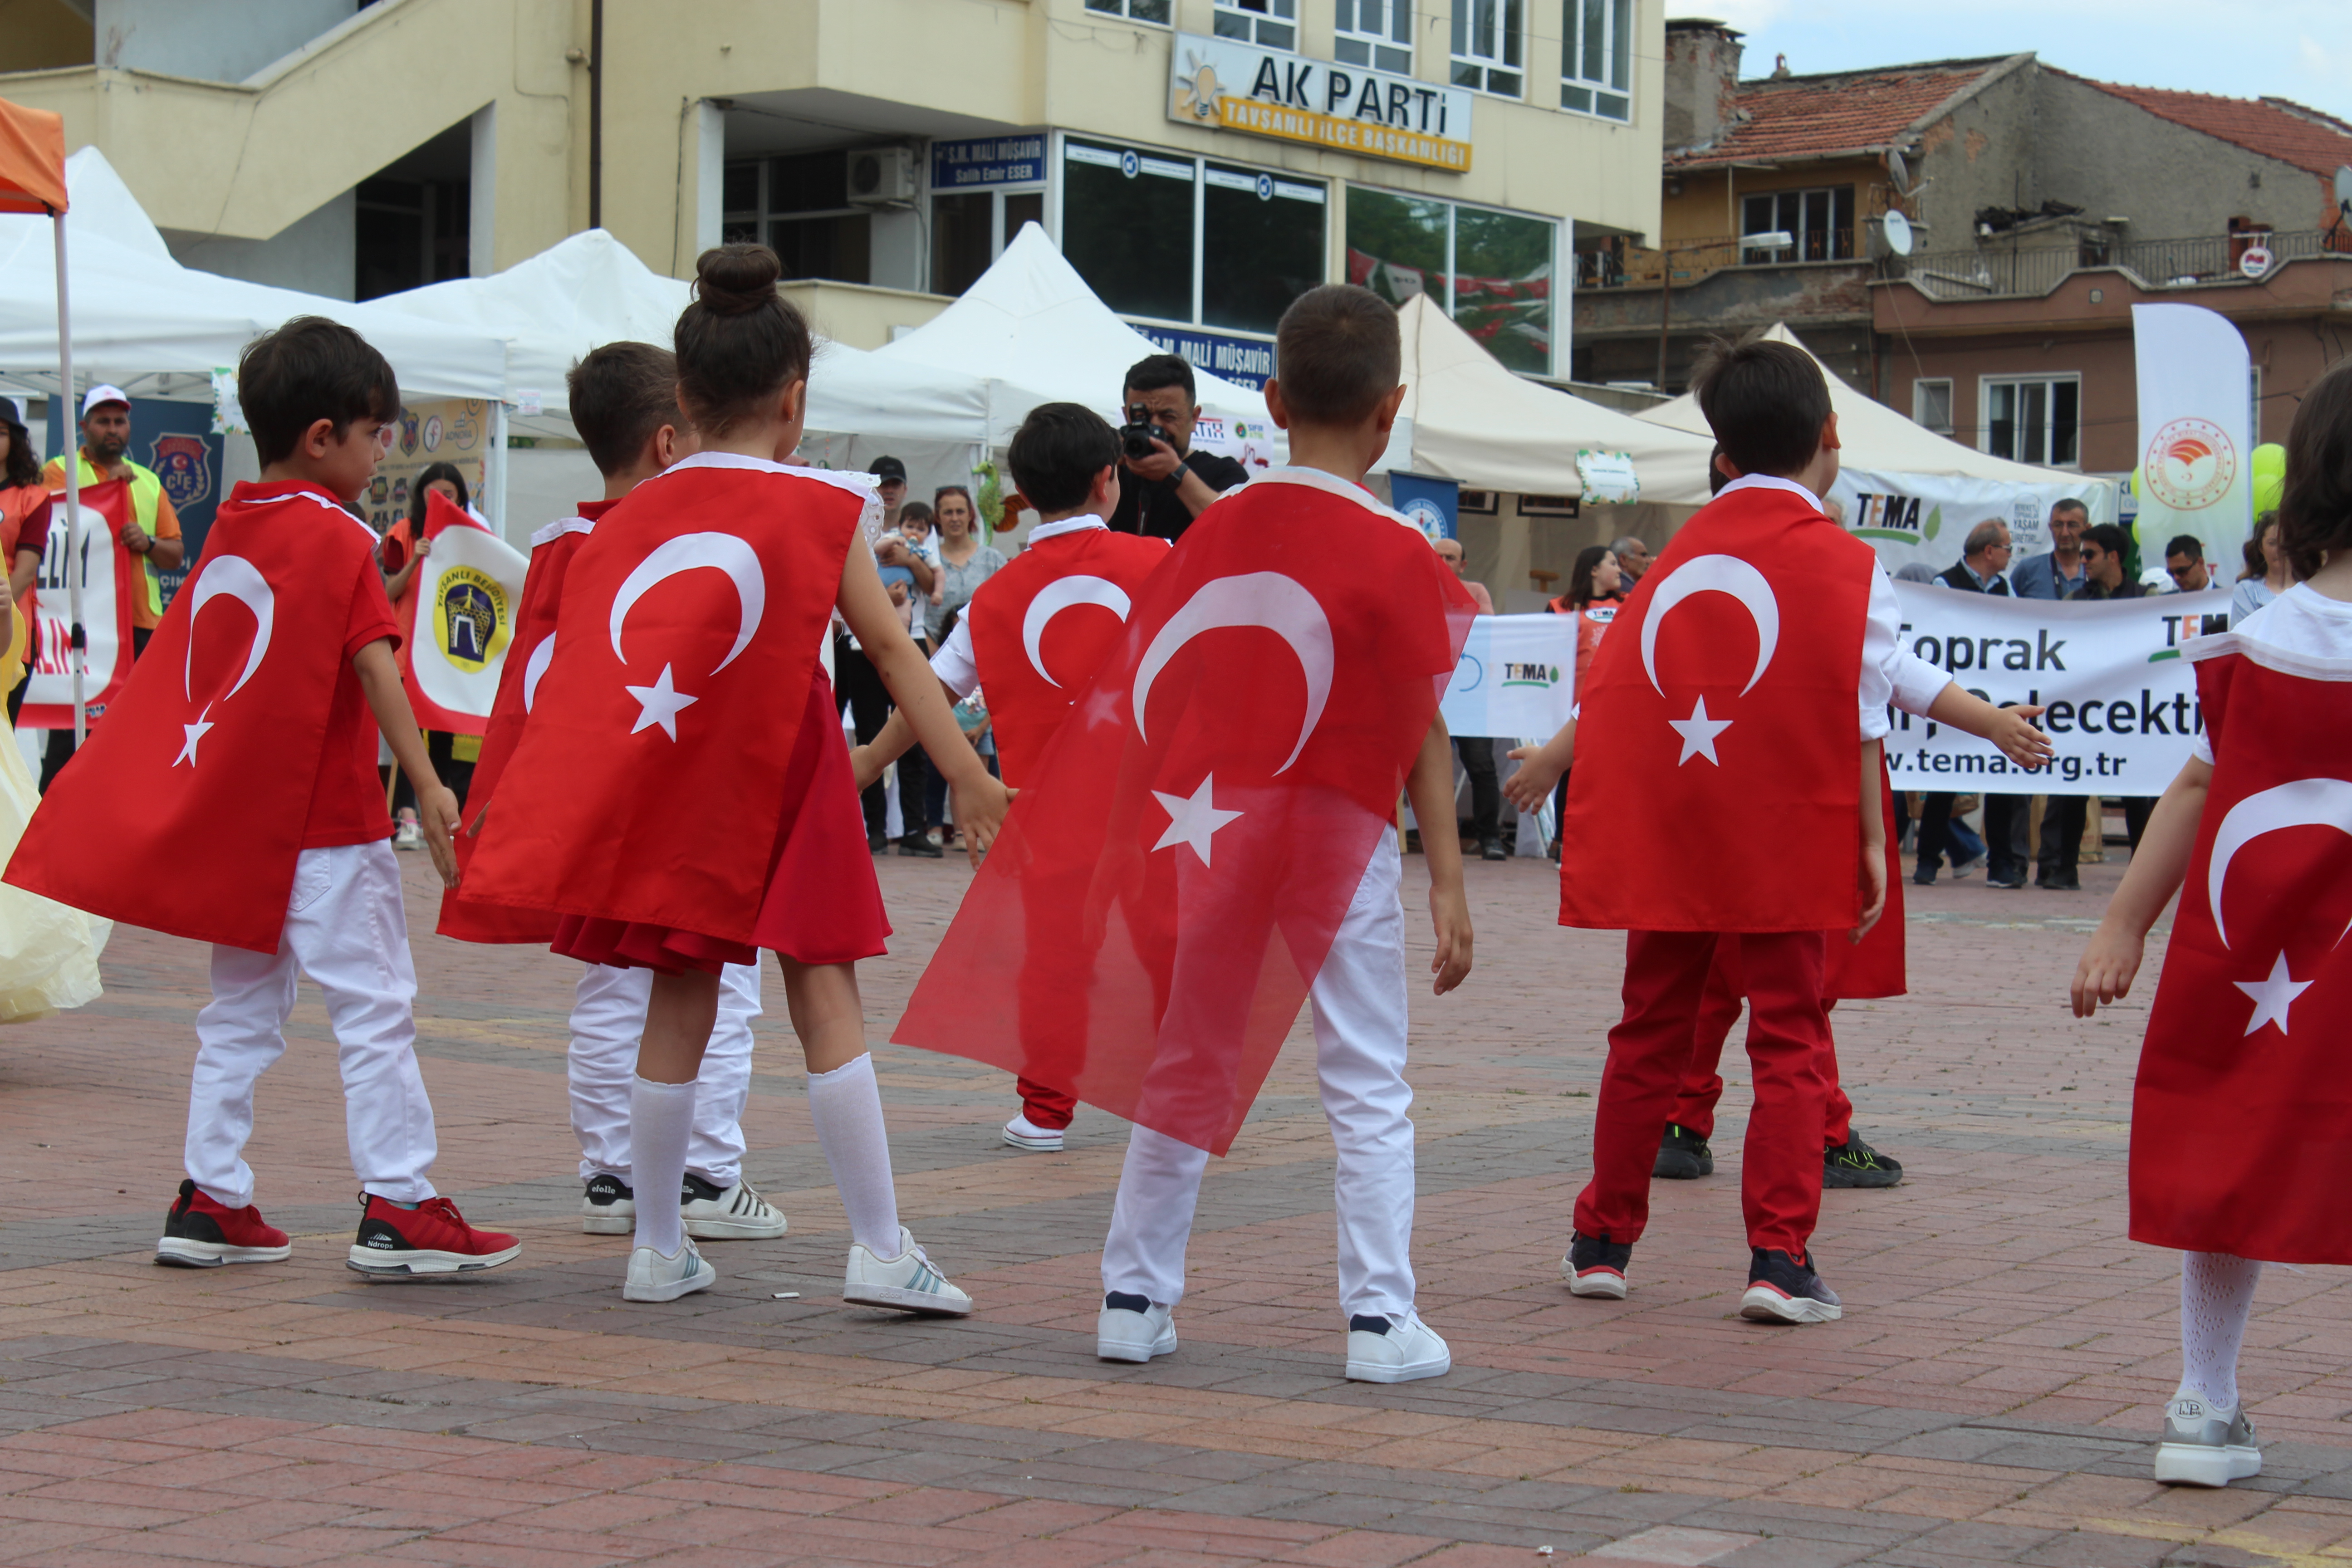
[1161,465,1188,495]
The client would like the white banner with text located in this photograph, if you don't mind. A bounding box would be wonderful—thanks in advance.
[1441,613,1575,740]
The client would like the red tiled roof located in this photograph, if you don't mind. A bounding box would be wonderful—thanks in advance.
[1669,57,2015,168]
[2068,77,2352,180]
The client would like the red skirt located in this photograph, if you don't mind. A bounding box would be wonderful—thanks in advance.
[553,668,892,975]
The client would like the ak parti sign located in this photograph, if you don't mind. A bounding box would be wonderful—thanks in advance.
[1168,33,1473,172]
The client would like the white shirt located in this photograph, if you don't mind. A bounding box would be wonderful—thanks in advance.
[2192,583,2352,763]
[926,513,1114,699]
[1715,475,1950,739]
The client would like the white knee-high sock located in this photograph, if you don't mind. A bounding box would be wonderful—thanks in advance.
[807,1053,902,1257]
[629,1076,696,1257]
[2179,1250,2263,1411]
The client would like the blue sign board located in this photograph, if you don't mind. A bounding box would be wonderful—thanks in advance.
[930,136,1047,189]
[1389,471,1460,541]
[1130,324,1278,391]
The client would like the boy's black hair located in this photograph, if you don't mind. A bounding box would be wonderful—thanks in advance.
[1008,402,1120,514]
[2081,522,2131,561]
[238,315,399,467]
[1122,352,1196,406]
[1706,442,1730,495]
[1690,337,1831,479]
[1273,284,1400,425]
[2280,358,2352,582]
[569,341,683,478]
[2163,534,2204,561]
[407,461,470,529]
[676,245,812,438]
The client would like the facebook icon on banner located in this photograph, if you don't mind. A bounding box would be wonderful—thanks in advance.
[1388,471,1460,541]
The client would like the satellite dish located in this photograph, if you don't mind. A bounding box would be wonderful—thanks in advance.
[1886,148,1912,195]
[2338,165,2352,214]
[1882,210,1914,256]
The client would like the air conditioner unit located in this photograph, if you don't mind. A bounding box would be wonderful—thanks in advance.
[848,147,918,206]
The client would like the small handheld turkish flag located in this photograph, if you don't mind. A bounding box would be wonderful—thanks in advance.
[6,482,386,951]
[2132,637,2352,1263]
[893,470,1475,1155]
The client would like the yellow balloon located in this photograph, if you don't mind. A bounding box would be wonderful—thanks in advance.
[2252,442,2285,514]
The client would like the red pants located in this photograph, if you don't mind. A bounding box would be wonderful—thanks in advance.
[1669,938,1852,1147]
[1018,1075,1076,1130]
[1574,929,1834,1255]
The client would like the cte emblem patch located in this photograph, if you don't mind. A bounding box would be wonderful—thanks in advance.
[147,435,211,514]
[435,567,509,671]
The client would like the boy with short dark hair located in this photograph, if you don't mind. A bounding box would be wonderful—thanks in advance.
[7,316,519,1275]
[441,341,783,1244]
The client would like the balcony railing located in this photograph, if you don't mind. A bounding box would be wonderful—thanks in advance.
[1579,230,1860,290]
[1894,229,2345,301]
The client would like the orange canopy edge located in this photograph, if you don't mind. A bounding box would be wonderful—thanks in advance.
[0,98,67,215]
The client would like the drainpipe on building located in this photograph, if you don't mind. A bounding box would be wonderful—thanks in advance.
[588,0,604,230]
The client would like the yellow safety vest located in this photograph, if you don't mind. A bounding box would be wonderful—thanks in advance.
[49,455,167,619]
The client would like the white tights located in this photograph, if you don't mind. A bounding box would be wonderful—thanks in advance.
[2178,1250,2263,1411]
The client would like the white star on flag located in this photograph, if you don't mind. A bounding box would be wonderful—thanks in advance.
[1151,773,1244,867]
[2235,951,2313,1037]
[1668,696,1733,766]
[1080,685,1126,731]
[174,706,216,768]
[626,663,699,740]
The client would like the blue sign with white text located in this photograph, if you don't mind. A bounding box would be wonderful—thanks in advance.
[930,136,1047,189]
[1129,325,1278,391]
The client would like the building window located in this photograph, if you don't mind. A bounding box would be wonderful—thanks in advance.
[1913,379,1954,437]
[1214,0,1296,49]
[931,189,1045,297]
[1983,375,2080,468]
[354,177,469,300]
[1451,0,1523,98]
[1083,0,1171,23]
[1560,0,1632,120]
[1740,186,1855,264]
[1336,0,1412,74]
[1348,186,1556,374]
[1060,138,1326,335]
[721,151,872,284]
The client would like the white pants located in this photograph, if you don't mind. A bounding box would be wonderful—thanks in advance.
[188,841,436,1209]
[1102,836,1416,1321]
[568,960,762,1187]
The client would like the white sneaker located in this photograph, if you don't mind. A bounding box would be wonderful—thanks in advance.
[622,1240,715,1303]
[843,1226,971,1316]
[580,1173,634,1235]
[1002,1114,1064,1152]
[392,814,423,851]
[1098,1292,1177,1362]
[681,1175,788,1240]
[2154,1397,2261,1486]
[1345,1311,1451,1383]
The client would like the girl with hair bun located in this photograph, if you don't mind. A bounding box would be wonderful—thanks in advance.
[466,244,1011,1310]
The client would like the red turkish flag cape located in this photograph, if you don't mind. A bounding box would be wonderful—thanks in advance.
[436,505,604,945]
[2132,637,2352,1263]
[1558,479,1876,933]
[5,482,387,952]
[460,456,867,942]
[18,477,143,729]
[893,470,1476,1155]
[966,524,1171,785]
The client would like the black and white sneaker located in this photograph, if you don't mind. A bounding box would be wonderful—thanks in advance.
[681,1175,788,1240]
[1740,1246,1841,1323]
[1563,1231,1632,1298]
[1653,1123,1714,1180]
[581,1172,634,1235]
[1823,1134,1902,1189]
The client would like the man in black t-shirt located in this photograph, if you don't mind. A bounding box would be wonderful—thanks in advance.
[1107,353,1249,542]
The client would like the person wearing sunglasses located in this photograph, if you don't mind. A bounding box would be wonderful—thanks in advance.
[2162,535,2211,594]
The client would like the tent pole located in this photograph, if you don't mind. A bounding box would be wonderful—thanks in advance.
[487,400,508,541]
[53,209,84,747]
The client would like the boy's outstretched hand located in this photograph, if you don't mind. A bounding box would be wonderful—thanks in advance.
[2071,920,2145,1018]
[948,774,1015,864]
[1428,882,1473,995]
[417,783,462,888]
[1987,704,2053,769]
[1502,720,1575,815]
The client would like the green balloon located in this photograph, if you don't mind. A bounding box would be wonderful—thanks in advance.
[2252,443,2285,514]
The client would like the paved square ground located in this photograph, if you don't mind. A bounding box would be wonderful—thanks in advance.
[0,846,2344,1567]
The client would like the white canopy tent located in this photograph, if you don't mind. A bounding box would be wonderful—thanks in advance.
[1637,323,2117,572]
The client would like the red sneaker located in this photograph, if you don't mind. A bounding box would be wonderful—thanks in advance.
[156,1179,291,1268]
[347,1194,521,1276]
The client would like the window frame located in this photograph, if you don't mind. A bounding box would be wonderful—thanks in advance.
[720,154,875,286]
[1335,0,1414,75]
[1450,0,1526,100]
[1559,0,1633,122]
[1080,0,1172,26]
[1738,185,1858,265]
[1978,373,2082,470]
[1912,377,1954,438]
[1212,0,1298,50]
[1346,183,1563,376]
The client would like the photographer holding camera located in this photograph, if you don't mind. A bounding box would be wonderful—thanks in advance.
[1108,353,1249,542]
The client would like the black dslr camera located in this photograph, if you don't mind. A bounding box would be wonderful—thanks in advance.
[1119,404,1173,462]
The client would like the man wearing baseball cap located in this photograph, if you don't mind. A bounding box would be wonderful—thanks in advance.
[43,385,184,653]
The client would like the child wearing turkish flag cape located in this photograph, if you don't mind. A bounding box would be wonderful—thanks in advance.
[439,342,780,1248]
[850,402,1172,1154]
[461,246,1011,1309]
[4,317,519,1277]
[892,286,1478,1385]
[2073,360,2352,1489]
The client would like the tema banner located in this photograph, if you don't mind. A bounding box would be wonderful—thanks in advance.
[1441,613,1574,740]
[2133,303,2253,575]
[1829,465,2115,576]
[1886,583,2229,796]
[397,495,526,735]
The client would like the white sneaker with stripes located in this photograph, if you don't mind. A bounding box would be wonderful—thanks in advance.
[842,1226,972,1316]
[681,1176,788,1240]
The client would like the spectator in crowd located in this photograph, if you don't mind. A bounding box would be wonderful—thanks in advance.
[900,485,1005,858]
[878,500,934,646]
[1107,354,1249,542]
[2231,511,2289,625]
[2163,535,2211,593]
[838,455,929,852]
[2067,524,2146,602]
[1543,544,1622,859]
[1915,521,2024,887]
[1431,535,1503,861]
[2010,498,2089,600]
[1608,534,1651,587]
[380,463,477,848]
[0,400,52,726]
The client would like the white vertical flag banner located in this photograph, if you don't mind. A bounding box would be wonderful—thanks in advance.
[2132,303,2253,573]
